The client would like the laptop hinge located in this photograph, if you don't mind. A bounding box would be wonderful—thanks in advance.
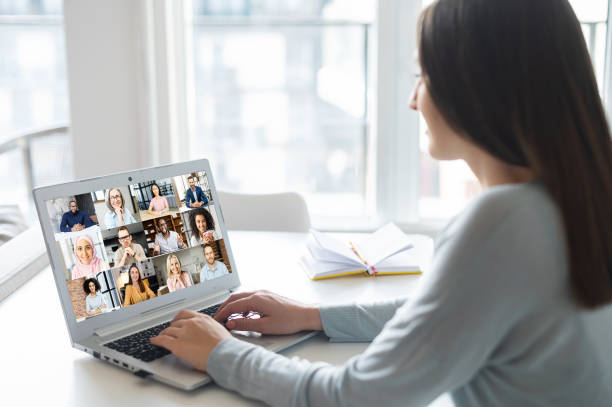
[93,289,230,338]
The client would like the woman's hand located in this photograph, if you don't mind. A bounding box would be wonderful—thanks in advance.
[178,234,186,248]
[214,290,322,334]
[150,310,232,372]
[114,206,124,225]
[203,231,214,243]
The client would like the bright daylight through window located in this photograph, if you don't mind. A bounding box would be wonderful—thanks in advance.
[0,0,71,220]
[188,0,375,225]
[0,0,610,229]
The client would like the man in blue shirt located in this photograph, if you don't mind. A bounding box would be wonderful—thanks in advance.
[59,200,94,232]
[199,244,229,281]
[185,176,208,208]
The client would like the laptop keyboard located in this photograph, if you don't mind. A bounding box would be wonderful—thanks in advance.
[103,303,223,363]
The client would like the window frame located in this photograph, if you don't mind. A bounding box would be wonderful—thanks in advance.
[148,0,425,231]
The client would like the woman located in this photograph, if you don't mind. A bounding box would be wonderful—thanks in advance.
[166,254,193,293]
[123,263,156,306]
[188,206,217,246]
[147,182,169,216]
[198,244,229,282]
[71,234,103,279]
[104,188,136,228]
[152,1,612,405]
[83,277,108,316]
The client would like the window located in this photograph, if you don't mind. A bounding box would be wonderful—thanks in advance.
[0,0,68,136]
[51,0,612,232]
[0,0,71,220]
[188,0,375,225]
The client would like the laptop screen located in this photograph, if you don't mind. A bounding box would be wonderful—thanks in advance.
[44,171,232,323]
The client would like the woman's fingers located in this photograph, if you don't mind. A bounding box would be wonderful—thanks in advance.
[150,333,178,351]
[170,318,188,328]
[214,296,261,323]
[225,315,268,333]
[158,326,182,338]
[171,309,200,322]
[215,291,257,317]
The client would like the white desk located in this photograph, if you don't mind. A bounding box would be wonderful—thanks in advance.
[1,231,452,406]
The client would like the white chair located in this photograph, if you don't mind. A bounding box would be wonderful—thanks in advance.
[216,191,311,232]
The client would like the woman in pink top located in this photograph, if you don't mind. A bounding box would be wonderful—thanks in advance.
[71,234,103,279]
[147,183,169,216]
[166,254,193,292]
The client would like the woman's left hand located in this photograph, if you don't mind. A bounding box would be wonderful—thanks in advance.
[150,309,232,371]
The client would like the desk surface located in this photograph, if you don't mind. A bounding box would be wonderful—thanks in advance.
[1,231,452,406]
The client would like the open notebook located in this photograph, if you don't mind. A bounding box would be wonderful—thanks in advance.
[299,223,422,280]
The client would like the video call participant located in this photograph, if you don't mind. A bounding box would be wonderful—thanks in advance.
[60,200,94,232]
[147,182,169,216]
[188,206,216,246]
[104,188,136,228]
[166,254,193,293]
[123,263,156,306]
[71,234,103,280]
[83,277,108,317]
[153,218,186,255]
[199,244,229,281]
[185,176,208,208]
[113,226,146,267]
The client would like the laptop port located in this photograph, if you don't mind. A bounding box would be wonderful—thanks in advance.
[134,370,152,378]
[113,359,119,364]
[122,363,128,368]
[93,351,100,359]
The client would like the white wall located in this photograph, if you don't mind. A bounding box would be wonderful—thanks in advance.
[63,0,150,179]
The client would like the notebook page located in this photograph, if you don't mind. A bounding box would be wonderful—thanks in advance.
[357,223,413,266]
[310,229,360,265]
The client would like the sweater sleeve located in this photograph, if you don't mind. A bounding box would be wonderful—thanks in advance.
[206,201,535,407]
[60,213,71,232]
[123,286,133,306]
[85,296,94,313]
[318,298,408,342]
[145,284,156,299]
[82,213,94,228]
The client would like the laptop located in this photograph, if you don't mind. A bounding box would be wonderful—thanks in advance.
[33,159,316,390]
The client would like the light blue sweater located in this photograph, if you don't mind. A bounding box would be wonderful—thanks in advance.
[207,181,612,406]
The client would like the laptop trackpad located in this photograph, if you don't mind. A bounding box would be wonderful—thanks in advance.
[148,330,316,389]
[148,353,211,389]
[232,330,318,351]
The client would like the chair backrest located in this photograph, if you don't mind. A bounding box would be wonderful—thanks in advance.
[216,191,311,232]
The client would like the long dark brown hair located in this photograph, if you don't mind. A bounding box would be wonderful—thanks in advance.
[188,206,215,239]
[128,263,146,293]
[419,0,612,308]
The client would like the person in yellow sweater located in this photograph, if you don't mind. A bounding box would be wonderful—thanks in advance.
[122,263,156,306]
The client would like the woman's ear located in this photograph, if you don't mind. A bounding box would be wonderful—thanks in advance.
[409,78,421,111]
